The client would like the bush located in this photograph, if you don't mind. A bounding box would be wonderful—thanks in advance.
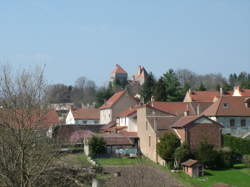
[157,133,180,168]
[215,147,234,169]
[89,136,106,158]
[195,141,218,169]
[242,155,250,168]
[223,135,250,155]
[174,144,192,167]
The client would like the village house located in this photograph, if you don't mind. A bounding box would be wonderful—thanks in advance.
[99,90,138,124]
[50,102,74,122]
[65,108,100,125]
[202,96,250,138]
[137,101,222,165]
[172,115,223,150]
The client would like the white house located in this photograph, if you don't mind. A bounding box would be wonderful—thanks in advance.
[99,90,138,124]
[202,96,250,138]
[66,108,100,125]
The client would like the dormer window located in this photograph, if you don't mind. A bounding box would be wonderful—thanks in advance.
[223,103,229,108]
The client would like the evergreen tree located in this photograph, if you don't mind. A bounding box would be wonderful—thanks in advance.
[162,69,183,101]
[198,83,207,91]
[140,72,156,103]
[153,77,166,101]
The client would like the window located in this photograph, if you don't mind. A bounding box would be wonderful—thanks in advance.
[223,103,229,108]
[230,119,235,128]
[241,119,246,127]
[149,136,151,147]
[146,121,148,131]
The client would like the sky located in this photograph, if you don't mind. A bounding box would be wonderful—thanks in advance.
[0,0,249,86]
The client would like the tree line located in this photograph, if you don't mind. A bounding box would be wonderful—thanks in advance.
[47,69,250,107]
[140,69,250,103]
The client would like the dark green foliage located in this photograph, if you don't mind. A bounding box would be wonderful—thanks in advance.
[153,77,166,101]
[223,135,250,155]
[242,155,250,168]
[198,83,207,91]
[89,136,106,158]
[157,133,180,164]
[174,144,192,166]
[162,69,183,101]
[229,72,250,89]
[215,148,234,169]
[140,72,156,103]
[195,140,218,169]
[95,86,114,108]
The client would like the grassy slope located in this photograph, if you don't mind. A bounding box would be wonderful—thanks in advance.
[95,157,145,166]
[174,164,250,187]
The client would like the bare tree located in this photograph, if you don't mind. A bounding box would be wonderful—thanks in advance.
[0,65,58,187]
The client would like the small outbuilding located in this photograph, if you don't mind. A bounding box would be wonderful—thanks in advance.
[181,159,204,177]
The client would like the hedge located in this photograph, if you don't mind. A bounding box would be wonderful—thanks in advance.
[223,135,250,155]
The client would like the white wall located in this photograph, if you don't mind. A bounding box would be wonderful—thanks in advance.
[117,114,137,132]
[210,116,250,138]
[100,109,112,124]
[66,110,75,124]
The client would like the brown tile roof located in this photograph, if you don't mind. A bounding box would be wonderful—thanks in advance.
[98,133,133,145]
[99,90,127,110]
[172,115,223,128]
[111,64,127,74]
[189,91,221,102]
[150,102,192,116]
[202,96,250,117]
[69,130,95,143]
[117,106,140,117]
[181,159,200,167]
[72,108,100,120]
[119,131,138,138]
[239,89,250,96]
[101,121,117,131]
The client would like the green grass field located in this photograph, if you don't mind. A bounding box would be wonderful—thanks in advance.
[173,164,250,187]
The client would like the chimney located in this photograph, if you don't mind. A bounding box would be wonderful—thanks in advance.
[196,104,200,115]
[219,87,223,97]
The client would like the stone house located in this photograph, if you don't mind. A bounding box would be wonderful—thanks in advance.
[172,115,223,150]
[99,90,138,124]
[65,108,100,125]
[202,96,250,138]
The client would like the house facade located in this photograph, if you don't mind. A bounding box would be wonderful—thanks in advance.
[65,108,100,125]
[116,107,139,132]
[100,90,138,124]
[172,115,223,150]
[202,96,250,138]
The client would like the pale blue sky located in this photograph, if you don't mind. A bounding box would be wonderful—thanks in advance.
[0,0,249,86]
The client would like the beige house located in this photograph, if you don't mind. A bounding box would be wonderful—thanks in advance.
[100,90,138,124]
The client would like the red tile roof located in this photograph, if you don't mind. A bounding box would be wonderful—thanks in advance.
[181,159,201,167]
[111,64,127,74]
[100,90,127,110]
[150,102,190,116]
[189,91,221,102]
[72,108,100,120]
[240,89,250,96]
[172,115,223,128]
[202,96,250,117]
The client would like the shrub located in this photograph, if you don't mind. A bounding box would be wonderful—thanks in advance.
[195,140,218,169]
[174,144,192,167]
[89,136,106,158]
[157,133,180,168]
[242,155,250,168]
[215,147,234,169]
[223,135,250,155]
